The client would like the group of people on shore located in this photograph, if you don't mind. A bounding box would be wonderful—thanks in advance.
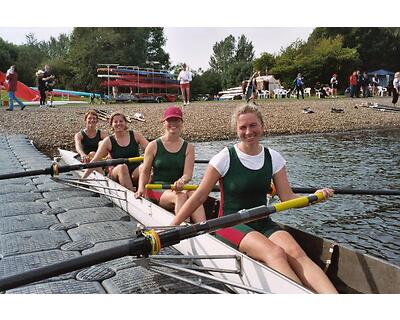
[1,64,55,110]
[36,65,56,108]
[75,104,338,293]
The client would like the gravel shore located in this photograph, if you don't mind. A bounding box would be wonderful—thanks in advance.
[1,97,399,157]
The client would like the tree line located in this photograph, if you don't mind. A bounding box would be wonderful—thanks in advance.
[1,27,399,96]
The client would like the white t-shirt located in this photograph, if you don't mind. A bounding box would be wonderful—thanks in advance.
[209,144,286,177]
[393,78,400,90]
[178,70,192,84]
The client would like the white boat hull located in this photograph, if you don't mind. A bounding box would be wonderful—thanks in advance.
[59,149,312,294]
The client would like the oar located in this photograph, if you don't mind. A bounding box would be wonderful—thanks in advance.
[0,157,144,181]
[0,157,211,181]
[146,184,400,196]
[0,193,325,291]
[292,187,400,196]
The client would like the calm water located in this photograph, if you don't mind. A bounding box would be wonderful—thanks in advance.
[192,129,400,266]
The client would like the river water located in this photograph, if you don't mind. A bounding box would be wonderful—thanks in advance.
[192,129,400,266]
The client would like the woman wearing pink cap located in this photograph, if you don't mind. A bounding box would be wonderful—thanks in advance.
[135,106,205,222]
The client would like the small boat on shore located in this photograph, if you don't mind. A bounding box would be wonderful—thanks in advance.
[59,149,400,294]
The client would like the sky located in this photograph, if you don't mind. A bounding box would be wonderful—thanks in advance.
[0,27,313,71]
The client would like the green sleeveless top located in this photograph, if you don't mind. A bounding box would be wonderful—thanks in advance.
[219,145,272,223]
[152,138,188,184]
[80,129,101,154]
[109,130,139,173]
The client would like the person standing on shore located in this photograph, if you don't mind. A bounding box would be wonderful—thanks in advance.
[371,74,379,96]
[392,72,400,107]
[74,110,108,163]
[177,63,192,106]
[135,106,206,222]
[170,104,338,294]
[246,71,260,104]
[349,71,358,98]
[293,73,305,99]
[5,65,26,111]
[36,70,47,108]
[330,73,338,98]
[43,65,56,107]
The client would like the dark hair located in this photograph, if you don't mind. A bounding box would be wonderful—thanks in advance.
[84,109,98,121]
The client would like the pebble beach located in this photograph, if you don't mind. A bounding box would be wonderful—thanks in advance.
[0,97,399,157]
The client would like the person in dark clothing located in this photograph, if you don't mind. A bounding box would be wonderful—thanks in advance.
[82,112,149,190]
[349,71,358,98]
[293,73,304,99]
[43,65,56,107]
[361,72,369,98]
[5,65,26,111]
[36,70,47,107]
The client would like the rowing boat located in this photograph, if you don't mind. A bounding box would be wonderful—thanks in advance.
[58,149,400,294]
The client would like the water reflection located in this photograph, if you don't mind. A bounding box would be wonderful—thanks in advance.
[193,129,400,266]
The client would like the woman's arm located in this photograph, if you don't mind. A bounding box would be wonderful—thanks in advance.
[273,166,297,202]
[135,141,156,198]
[135,131,149,151]
[81,137,111,179]
[174,143,194,191]
[274,166,334,202]
[170,164,220,225]
[74,132,89,162]
[100,129,109,140]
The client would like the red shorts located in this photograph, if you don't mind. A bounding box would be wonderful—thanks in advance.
[180,83,190,90]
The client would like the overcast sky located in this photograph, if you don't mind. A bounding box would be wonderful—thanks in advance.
[0,27,313,71]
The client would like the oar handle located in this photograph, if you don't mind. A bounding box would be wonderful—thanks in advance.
[145,184,219,192]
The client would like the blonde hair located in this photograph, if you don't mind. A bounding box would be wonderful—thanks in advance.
[109,112,129,131]
[84,109,98,121]
[231,104,264,131]
[395,72,400,78]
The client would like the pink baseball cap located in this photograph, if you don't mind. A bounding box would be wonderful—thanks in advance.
[162,106,183,121]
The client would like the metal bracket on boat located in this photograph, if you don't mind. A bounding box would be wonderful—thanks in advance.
[323,243,338,272]
[51,176,126,201]
[148,257,267,294]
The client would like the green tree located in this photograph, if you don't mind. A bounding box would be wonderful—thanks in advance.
[253,52,276,75]
[209,34,255,89]
[209,35,236,73]
[309,27,400,72]
[16,33,49,85]
[270,37,359,91]
[0,38,19,72]
[67,27,170,91]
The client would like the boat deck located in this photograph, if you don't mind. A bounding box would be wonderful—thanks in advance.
[0,134,225,293]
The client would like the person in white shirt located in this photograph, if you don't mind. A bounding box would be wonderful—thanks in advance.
[330,73,338,98]
[392,72,400,107]
[177,63,192,106]
[171,104,338,293]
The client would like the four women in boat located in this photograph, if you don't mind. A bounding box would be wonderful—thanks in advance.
[170,104,338,294]
[135,106,205,222]
[74,110,108,163]
[82,111,148,191]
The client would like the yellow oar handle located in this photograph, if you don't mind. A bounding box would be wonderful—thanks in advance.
[145,183,199,191]
[273,192,325,212]
[127,156,144,164]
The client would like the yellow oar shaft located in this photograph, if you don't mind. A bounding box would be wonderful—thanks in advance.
[273,192,324,212]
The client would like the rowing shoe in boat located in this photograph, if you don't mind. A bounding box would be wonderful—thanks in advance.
[58,149,400,294]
